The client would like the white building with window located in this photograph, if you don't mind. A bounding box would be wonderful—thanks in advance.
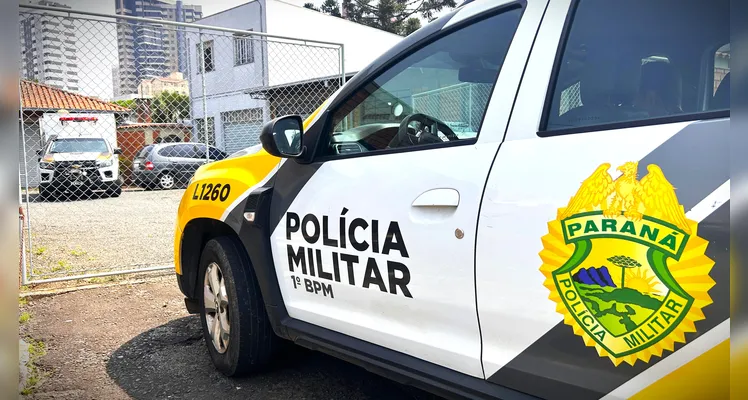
[186,0,402,155]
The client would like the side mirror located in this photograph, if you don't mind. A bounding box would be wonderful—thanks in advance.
[36,149,43,156]
[260,115,304,158]
[113,148,122,155]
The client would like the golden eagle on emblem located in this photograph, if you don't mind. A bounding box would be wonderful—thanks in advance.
[558,161,691,234]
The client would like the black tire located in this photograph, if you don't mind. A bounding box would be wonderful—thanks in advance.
[38,186,57,202]
[107,185,122,198]
[198,236,279,377]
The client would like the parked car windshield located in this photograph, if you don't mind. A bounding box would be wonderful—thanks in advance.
[49,138,109,154]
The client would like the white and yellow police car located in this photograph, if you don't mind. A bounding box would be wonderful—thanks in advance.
[173,0,730,398]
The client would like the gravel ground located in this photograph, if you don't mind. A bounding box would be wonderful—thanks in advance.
[19,277,443,400]
[22,189,184,278]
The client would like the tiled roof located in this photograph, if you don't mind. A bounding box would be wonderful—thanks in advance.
[20,80,129,112]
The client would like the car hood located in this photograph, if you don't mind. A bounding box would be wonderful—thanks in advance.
[49,152,106,162]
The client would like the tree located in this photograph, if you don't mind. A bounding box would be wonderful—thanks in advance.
[152,91,190,123]
[402,17,421,35]
[308,0,456,36]
[321,0,342,16]
[112,99,135,110]
[304,2,320,11]
[607,255,642,289]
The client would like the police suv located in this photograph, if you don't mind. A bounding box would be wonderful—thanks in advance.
[173,0,729,398]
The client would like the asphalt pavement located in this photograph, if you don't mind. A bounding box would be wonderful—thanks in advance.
[19,276,443,400]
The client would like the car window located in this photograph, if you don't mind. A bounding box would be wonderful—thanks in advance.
[136,145,154,159]
[543,0,729,133]
[157,145,177,158]
[49,138,109,153]
[319,7,523,158]
[193,144,207,159]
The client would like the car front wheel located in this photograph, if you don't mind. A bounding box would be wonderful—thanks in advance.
[198,236,278,377]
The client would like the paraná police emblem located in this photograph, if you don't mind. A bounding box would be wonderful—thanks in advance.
[539,162,715,366]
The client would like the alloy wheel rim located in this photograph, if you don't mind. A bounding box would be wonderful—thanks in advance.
[203,262,230,354]
[160,174,174,189]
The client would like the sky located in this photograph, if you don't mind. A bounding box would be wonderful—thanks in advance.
[20,0,452,100]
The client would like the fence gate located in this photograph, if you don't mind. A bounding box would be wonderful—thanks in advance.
[18,3,344,285]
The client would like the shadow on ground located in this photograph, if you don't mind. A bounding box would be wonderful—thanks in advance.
[106,316,443,400]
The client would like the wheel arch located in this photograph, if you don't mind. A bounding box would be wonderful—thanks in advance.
[179,217,241,300]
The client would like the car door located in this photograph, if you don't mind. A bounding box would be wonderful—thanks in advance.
[476,0,730,398]
[266,0,547,378]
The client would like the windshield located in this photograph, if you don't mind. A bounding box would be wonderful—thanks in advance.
[49,138,109,154]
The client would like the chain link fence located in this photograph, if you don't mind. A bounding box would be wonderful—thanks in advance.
[411,82,494,137]
[18,4,343,284]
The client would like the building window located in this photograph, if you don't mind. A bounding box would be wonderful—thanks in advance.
[196,40,214,74]
[234,32,254,66]
[194,117,215,146]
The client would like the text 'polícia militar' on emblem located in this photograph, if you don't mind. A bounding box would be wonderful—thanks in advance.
[539,161,715,366]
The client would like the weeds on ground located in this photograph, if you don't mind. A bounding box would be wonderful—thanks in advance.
[19,297,28,307]
[20,337,47,396]
[70,248,87,257]
[51,260,72,273]
[19,312,31,324]
[87,275,118,284]
[32,247,46,256]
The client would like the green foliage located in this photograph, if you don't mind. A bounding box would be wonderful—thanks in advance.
[21,338,47,395]
[52,260,72,272]
[152,91,190,123]
[70,248,87,257]
[321,0,342,16]
[19,311,31,324]
[112,99,135,110]
[308,0,455,36]
[402,17,421,35]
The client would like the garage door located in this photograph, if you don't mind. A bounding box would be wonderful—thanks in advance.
[19,121,43,189]
[221,108,263,155]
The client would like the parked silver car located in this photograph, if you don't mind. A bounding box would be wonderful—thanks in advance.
[132,143,227,190]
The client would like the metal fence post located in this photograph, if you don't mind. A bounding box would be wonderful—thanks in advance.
[199,29,209,160]
[18,82,34,283]
[19,171,28,286]
[340,44,345,88]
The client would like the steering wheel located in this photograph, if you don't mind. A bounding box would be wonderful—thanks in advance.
[391,113,460,148]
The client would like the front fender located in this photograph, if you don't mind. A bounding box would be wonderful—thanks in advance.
[174,149,280,274]
[173,99,329,275]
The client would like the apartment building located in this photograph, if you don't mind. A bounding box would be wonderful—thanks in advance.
[115,0,202,96]
[20,0,80,92]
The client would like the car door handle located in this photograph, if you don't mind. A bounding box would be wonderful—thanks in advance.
[412,188,460,207]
